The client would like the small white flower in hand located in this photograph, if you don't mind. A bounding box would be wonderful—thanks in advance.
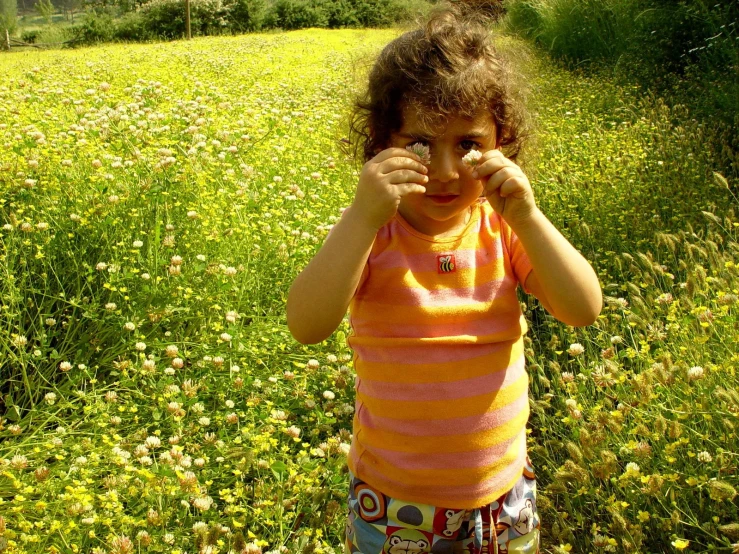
[462,149,483,167]
[406,143,430,165]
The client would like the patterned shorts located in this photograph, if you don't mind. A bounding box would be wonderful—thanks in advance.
[344,458,540,554]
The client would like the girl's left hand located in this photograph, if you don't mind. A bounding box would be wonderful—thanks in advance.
[472,149,537,229]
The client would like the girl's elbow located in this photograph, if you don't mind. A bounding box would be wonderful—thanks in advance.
[568,299,602,327]
[286,308,330,345]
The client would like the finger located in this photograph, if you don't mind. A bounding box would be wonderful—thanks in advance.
[499,177,526,199]
[378,155,428,176]
[374,147,427,166]
[484,167,518,195]
[472,152,509,178]
[394,183,427,197]
[386,169,428,185]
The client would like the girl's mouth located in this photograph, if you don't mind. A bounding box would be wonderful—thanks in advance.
[428,195,457,204]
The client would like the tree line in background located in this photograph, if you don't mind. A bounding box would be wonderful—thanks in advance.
[1,0,433,45]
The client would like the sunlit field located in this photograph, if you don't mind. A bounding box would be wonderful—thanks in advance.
[0,29,737,554]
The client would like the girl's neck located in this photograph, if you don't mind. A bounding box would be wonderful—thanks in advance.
[399,203,476,238]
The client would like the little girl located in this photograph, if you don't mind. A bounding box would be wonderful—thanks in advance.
[287,8,602,554]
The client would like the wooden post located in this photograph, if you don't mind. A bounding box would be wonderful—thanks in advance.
[5,29,10,51]
[185,0,191,39]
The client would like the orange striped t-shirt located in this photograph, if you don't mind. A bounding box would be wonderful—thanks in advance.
[346,198,534,509]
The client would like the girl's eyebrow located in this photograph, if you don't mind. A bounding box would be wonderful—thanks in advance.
[397,132,434,141]
[459,131,488,139]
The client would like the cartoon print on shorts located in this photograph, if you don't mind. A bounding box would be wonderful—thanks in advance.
[496,468,539,553]
[513,499,535,535]
[432,507,468,539]
[383,527,433,554]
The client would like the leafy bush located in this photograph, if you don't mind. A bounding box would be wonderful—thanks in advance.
[502,0,739,176]
[225,0,265,32]
[265,0,327,30]
[21,28,41,42]
[112,10,147,40]
[262,0,427,30]
[71,11,118,43]
[34,24,76,44]
[137,0,230,38]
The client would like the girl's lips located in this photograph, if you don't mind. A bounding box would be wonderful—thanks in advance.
[428,195,457,204]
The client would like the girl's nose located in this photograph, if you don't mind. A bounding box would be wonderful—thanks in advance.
[430,149,459,183]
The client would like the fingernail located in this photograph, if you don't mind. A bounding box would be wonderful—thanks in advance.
[471,171,478,178]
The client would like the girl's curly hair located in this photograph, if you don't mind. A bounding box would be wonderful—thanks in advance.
[348,6,528,163]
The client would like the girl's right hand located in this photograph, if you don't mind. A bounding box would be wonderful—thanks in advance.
[351,148,428,231]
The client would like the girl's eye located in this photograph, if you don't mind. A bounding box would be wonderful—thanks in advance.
[460,140,480,151]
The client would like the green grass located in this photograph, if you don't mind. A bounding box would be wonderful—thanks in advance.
[0,29,737,554]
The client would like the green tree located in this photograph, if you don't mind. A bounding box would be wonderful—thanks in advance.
[0,0,18,37]
[35,0,54,23]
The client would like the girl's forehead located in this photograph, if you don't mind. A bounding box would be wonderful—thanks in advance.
[398,107,496,139]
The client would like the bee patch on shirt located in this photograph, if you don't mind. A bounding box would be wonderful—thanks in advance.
[437,254,456,274]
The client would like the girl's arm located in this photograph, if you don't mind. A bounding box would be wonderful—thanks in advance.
[473,149,602,327]
[286,208,377,345]
[515,209,602,327]
[287,148,428,344]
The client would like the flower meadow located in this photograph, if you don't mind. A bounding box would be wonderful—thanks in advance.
[0,29,737,554]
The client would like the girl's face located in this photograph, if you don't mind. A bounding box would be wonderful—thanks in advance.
[390,107,498,237]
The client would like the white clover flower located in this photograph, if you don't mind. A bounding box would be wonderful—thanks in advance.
[45,392,57,405]
[610,335,623,345]
[306,359,320,370]
[462,149,483,167]
[124,322,136,331]
[220,332,232,342]
[11,454,28,470]
[141,272,151,280]
[405,143,430,164]
[697,451,712,463]
[285,425,301,439]
[688,366,704,381]
[135,342,146,351]
[59,361,72,372]
[323,390,335,400]
[132,240,143,248]
[567,343,585,356]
